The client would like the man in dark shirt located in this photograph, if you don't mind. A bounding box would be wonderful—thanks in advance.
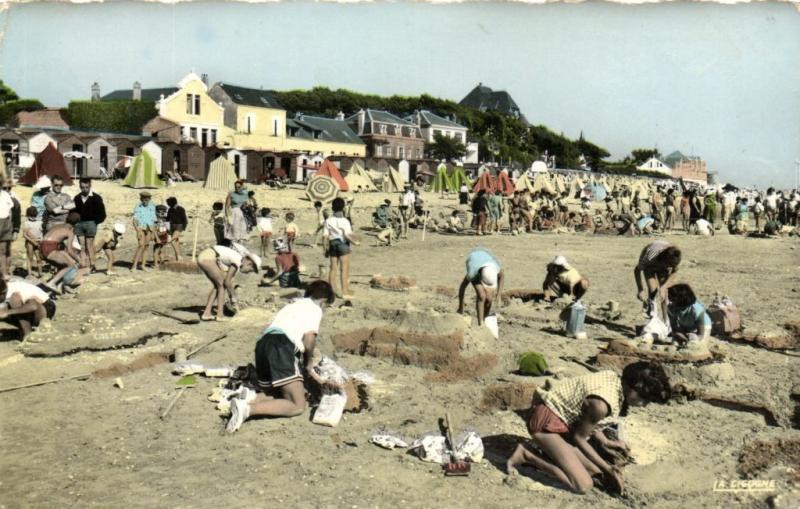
[166,197,188,261]
[472,190,489,236]
[72,178,106,271]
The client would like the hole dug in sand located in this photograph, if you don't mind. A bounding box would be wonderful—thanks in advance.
[738,438,800,482]
[332,327,496,382]
[479,382,539,413]
[158,260,200,274]
[369,274,417,292]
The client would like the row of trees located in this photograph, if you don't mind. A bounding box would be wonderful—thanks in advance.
[272,87,611,168]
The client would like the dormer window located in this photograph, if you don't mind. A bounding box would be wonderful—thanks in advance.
[394,125,401,135]
[379,124,387,135]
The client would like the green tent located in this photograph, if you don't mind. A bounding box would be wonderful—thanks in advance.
[450,165,473,190]
[203,156,237,191]
[123,151,163,189]
[432,163,454,194]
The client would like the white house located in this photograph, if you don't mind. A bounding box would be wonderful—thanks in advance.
[636,157,672,176]
[406,109,477,164]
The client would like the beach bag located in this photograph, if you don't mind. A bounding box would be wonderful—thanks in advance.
[708,300,741,336]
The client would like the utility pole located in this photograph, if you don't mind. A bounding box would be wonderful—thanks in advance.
[795,159,799,191]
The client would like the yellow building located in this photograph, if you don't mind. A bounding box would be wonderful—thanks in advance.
[208,83,365,158]
[156,73,233,147]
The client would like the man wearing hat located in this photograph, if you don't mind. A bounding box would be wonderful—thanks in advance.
[543,255,589,302]
[131,191,155,271]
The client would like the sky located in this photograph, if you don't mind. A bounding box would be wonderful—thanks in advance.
[1,2,798,187]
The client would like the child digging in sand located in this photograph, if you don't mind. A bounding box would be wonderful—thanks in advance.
[506,362,671,495]
[457,247,504,326]
[196,243,260,321]
[226,280,337,432]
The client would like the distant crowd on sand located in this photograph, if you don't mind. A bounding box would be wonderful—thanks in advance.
[405,178,800,239]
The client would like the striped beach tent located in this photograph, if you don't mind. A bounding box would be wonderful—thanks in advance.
[123,150,163,189]
[344,162,377,192]
[0,152,6,181]
[432,163,454,194]
[204,156,237,191]
[495,170,515,196]
[450,165,472,190]
[472,171,495,193]
[514,173,535,193]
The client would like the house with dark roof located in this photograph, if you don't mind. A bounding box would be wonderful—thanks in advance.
[459,83,528,124]
[346,109,425,161]
[100,81,179,102]
[405,109,479,164]
[208,82,286,151]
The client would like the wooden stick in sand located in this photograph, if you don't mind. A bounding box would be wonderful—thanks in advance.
[187,333,228,359]
[421,211,429,242]
[161,386,188,420]
[191,216,200,262]
[0,372,93,394]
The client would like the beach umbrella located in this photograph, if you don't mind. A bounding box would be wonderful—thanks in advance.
[63,151,93,159]
[306,175,339,204]
[115,156,133,170]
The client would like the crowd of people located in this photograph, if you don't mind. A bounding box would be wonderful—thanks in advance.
[437,177,800,238]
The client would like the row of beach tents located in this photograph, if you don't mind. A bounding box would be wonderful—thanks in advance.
[6,143,664,202]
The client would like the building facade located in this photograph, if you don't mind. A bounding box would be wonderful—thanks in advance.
[664,150,708,184]
[346,109,425,161]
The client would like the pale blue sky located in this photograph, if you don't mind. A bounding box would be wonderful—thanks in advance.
[1,2,798,187]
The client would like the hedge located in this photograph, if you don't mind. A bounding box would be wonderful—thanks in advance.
[62,100,157,134]
[0,99,45,126]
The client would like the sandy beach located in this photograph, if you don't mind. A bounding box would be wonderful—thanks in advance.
[0,181,798,508]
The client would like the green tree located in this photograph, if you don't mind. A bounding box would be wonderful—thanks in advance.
[0,81,19,105]
[426,133,467,161]
[0,99,45,125]
[630,148,661,165]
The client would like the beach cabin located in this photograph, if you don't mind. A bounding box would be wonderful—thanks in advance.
[0,129,28,166]
[54,133,87,178]
[83,135,116,178]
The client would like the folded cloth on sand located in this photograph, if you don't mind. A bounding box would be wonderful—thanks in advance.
[370,433,409,450]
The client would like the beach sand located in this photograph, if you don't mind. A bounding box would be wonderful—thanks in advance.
[0,181,798,508]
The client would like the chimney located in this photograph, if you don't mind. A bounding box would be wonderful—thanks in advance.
[201,73,209,86]
[91,82,100,101]
[132,81,142,101]
[336,111,345,121]
[357,109,365,135]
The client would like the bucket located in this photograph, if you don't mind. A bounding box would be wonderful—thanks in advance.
[563,301,586,338]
